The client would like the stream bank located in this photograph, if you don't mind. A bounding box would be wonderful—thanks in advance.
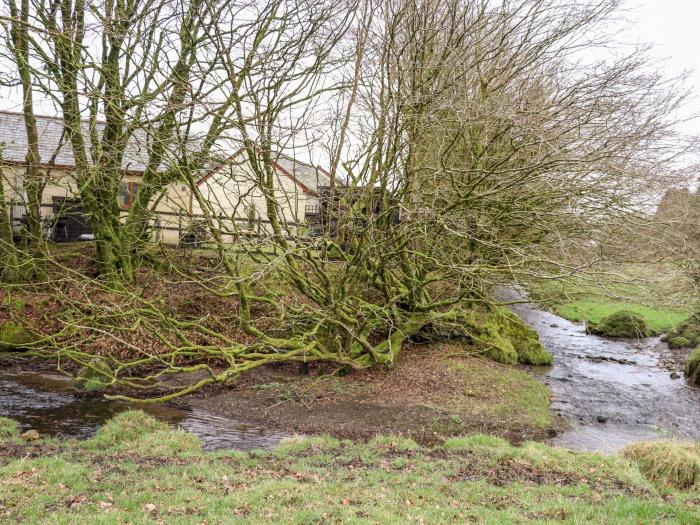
[506,293,700,452]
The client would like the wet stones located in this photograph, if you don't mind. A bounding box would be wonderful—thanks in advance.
[582,354,637,365]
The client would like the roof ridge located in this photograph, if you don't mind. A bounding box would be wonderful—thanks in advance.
[0,109,107,125]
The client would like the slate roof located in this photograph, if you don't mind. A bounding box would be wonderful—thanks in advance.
[0,111,153,173]
[274,155,335,194]
[198,148,340,196]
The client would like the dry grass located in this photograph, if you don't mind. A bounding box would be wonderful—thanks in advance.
[622,440,700,490]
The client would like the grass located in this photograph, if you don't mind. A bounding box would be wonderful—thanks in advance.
[1,411,699,524]
[445,359,552,430]
[530,266,692,334]
[622,441,700,490]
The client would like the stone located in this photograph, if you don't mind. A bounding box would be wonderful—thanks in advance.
[0,322,35,350]
[75,358,113,391]
[21,429,40,441]
[596,415,608,424]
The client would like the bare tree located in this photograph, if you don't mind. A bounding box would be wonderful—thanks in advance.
[0,0,695,399]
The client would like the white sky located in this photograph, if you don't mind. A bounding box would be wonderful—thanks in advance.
[2,1,700,138]
[624,0,700,135]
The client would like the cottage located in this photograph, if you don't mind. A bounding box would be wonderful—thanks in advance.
[0,111,335,244]
[193,148,336,240]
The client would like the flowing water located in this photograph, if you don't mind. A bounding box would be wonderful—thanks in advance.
[506,292,700,452]
[0,370,287,451]
[3,297,700,452]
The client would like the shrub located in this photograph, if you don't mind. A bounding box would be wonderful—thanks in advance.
[586,311,655,338]
[622,440,700,490]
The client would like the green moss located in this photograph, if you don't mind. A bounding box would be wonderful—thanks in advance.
[464,307,553,365]
[586,311,655,338]
[74,358,113,391]
[664,314,700,348]
[0,416,19,439]
[668,336,691,349]
[622,440,700,490]
[0,321,35,350]
[684,347,700,386]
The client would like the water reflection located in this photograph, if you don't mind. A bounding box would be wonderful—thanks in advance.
[0,370,287,451]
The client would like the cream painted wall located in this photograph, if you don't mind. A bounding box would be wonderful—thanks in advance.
[192,151,315,242]
[3,157,317,245]
[2,165,190,244]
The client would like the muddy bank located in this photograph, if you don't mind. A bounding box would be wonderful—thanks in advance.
[1,346,556,449]
[186,351,555,445]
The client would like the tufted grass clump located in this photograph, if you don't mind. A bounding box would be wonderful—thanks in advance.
[664,314,700,348]
[622,440,700,490]
[0,417,20,440]
[82,410,202,455]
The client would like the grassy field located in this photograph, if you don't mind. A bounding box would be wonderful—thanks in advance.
[1,412,698,524]
[530,265,693,333]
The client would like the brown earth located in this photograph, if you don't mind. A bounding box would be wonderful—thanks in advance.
[181,343,558,445]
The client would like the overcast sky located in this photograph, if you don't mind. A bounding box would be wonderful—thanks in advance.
[624,0,700,135]
[2,0,700,139]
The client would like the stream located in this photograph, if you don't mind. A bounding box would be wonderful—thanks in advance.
[2,297,700,453]
[0,370,287,451]
[507,293,700,452]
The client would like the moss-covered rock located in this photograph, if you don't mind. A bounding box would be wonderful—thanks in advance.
[463,307,553,366]
[668,336,692,349]
[586,311,655,338]
[622,440,700,490]
[0,321,35,350]
[685,347,700,386]
[74,358,114,392]
[663,314,700,348]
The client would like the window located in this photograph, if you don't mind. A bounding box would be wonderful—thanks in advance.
[117,182,139,209]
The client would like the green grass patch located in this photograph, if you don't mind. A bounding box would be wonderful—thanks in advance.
[530,268,691,334]
[447,359,552,430]
[553,300,686,333]
[1,412,698,524]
